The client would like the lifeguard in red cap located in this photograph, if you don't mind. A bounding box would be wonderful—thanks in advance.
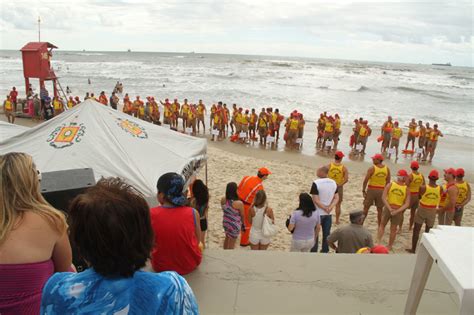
[377,169,410,251]
[388,121,402,160]
[327,151,349,224]
[380,116,393,153]
[438,168,458,225]
[405,118,418,151]
[362,154,391,225]
[357,120,371,154]
[402,161,425,231]
[426,124,443,162]
[237,167,271,246]
[454,168,470,226]
[406,169,441,253]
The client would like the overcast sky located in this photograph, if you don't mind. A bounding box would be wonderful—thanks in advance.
[1,0,472,66]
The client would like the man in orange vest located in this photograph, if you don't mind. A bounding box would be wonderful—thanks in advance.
[237,167,271,246]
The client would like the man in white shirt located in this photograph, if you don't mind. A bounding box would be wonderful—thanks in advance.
[310,166,339,253]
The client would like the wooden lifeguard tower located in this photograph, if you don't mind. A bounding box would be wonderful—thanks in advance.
[20,42,59,98]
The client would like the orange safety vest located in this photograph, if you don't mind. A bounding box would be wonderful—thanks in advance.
[237,176,264,204]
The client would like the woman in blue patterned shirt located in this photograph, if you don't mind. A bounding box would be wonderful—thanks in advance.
[40,177,199,314]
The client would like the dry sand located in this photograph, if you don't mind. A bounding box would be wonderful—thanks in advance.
[198,143,473,254]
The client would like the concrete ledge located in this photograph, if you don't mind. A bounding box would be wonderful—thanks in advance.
[185,250,458,315]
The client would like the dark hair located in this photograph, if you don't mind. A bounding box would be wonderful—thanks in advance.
[335,155,342,161]
[192,179,209,209]
[225,182,239,201]
[69,177,154,278]
[254,190,267,208]
[298,193,315,217]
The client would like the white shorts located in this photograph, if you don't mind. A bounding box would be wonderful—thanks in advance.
[249,229,271,245]
[290,239,315,252]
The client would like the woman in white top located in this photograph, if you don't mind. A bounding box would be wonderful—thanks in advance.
[249,190,274,250]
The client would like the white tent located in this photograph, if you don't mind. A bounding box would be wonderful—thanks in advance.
[0,121,30,141]
[0,100,207,197]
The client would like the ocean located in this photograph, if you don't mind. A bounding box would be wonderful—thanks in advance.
[0,50,473,138]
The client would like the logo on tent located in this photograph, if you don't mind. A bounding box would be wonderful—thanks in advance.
[47,123,86,149]
[117,118,148,139]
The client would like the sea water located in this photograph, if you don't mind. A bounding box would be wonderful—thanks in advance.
[0,50,473,138]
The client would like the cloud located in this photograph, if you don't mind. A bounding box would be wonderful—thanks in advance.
[0,0,472,66]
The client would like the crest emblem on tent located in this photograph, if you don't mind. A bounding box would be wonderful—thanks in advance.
[116,118,148,139]
[47,123,86,149]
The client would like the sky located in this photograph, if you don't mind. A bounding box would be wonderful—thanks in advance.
[0,0,472,66]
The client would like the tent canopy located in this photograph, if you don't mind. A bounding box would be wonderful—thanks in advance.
[0,100,207,197]
[0,121,30,141]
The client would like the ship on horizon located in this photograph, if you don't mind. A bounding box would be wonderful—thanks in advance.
[432,62,451,66]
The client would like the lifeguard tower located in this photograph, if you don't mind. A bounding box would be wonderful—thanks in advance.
[20,42,59,98]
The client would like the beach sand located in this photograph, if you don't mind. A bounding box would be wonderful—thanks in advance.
[2,114,473,254]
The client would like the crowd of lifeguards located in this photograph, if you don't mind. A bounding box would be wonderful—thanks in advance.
[2,86,446,163]
[349,116,443,162]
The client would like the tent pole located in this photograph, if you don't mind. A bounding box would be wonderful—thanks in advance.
[205,160,208,186]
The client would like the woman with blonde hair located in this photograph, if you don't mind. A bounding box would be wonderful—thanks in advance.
[0,152,72,314]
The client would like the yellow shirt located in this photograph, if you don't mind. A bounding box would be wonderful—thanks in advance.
[197,105,204,114]
[456,181,469,205]
[188,109,195,120]
[430,130,440,141]
[181,104,189,116]
[289,119,299,130]
[272,113,278,123]
[359,126,368,137]
[53,100,62,111]
[409,172,424,194]
[324,122,333,133]
[425,128,432,139]
[392,127,402,139]
[387,181,407,207]
[241,114,249,125]
[368,165,388,189]
[328,163,344,186]
[4,100,12,111]
[258,117,267,128]
[250,114,257,124]
[335,118,341,129]
[420,185,441,209]
[67,101,74,108]
[138,106,145,116]
[235,113,243,124]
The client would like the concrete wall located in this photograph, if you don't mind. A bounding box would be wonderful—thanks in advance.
[185,250,459,314]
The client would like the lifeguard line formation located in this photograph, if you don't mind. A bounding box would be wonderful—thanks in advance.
[7,84,446,164]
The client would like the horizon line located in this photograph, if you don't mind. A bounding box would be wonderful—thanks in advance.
[0,48,466,68]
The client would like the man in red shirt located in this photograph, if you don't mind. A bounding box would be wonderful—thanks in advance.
[237,167,271,246]
[150,173,202,275]
[9,87,18,105]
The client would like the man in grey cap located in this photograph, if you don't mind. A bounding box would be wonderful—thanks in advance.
[327,210,374,253]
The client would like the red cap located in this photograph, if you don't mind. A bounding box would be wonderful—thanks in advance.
[456,168,465,177]
[410,161,419,169]
[258,167,272,175]
[397,169,408,177]
[371,245,389,254]
[428,170,439,180]
[371,154,384,161]
[444,168,456,176]
[335,151,345,159]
